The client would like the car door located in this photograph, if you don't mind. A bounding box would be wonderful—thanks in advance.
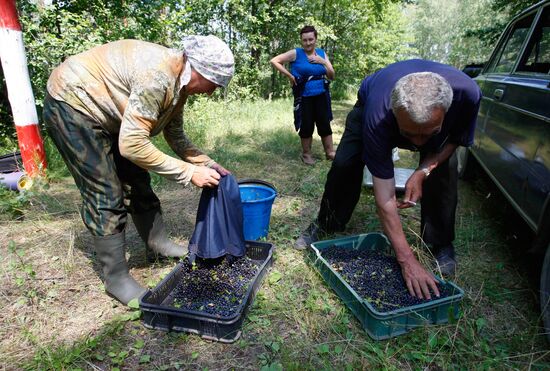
[518,5,550,230]
[473,7,548,230]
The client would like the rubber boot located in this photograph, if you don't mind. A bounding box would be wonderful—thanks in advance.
[300,137,315,165]
[132,208,188,258]
[321,135,336,160]
[93,232,146,305]
[432,244,457,277]
[295,222,320,250]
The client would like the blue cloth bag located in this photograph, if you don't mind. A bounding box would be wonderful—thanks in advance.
[188,174,246,260]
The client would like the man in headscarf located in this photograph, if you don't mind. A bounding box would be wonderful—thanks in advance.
[43,36,235,305]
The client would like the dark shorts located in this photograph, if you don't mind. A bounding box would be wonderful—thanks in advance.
[299,93,333,138]
[42,93,160,236]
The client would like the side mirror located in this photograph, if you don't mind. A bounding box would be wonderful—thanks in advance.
[462,63,485,78]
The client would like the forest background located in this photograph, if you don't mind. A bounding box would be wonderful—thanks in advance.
[0,0,540,153]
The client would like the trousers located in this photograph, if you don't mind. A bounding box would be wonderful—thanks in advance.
[43,94,160,236]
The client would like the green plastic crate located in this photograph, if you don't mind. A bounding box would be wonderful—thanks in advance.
[308,233,464,340]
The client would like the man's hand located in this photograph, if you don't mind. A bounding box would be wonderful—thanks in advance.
[398,170,427,209]
[399,255,440,299]
[211,163,231,177]
[191,166,221,188]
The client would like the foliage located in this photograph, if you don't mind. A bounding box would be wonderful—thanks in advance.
[0,0,412,157]
[464,0,541,52]
[492,0,540,18]
[448,0,508,66]
[1,0,540,155]
[0,185,29,219]
[0,126,19,157]
[407,0,540,68]
[9,0,411,108]
[0,69,17,149]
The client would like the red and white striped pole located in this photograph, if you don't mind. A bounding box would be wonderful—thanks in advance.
[0,0,47,178]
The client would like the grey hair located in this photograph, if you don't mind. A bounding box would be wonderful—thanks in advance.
[390,72,453,124]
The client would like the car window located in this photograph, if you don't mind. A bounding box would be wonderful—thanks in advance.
[517,6,550,75]
[488,13,536,73]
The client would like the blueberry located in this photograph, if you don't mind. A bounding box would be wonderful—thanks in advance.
[171,255,259,316]
[321,246,450,312]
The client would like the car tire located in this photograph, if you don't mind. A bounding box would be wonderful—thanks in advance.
[541,246,550,343]
[457,146,473,180]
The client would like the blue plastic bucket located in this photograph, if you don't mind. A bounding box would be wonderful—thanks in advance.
[239,182,277,240]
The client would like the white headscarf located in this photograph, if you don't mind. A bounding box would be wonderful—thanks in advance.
[181,35,235,88]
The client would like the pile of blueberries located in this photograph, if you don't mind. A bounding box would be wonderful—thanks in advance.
[171,255,258,317]
[322,246,450,312]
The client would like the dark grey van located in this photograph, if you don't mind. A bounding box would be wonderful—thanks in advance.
[458,0,550,339]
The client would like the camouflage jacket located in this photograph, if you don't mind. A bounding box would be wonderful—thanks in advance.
[47,39,214,185]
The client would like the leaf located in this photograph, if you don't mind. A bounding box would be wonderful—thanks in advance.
[428,334,438,349]
[120,310,141,322]
[191,352,199,359]
[482,340,491,354]
[139,355,151,364]
[127,298,140,309]
[317,344,330,354]
[94,354,104,361]
[334,345,343,354]
[268,271,282,284]
[411,351,428,361]
[476,317,487,333]
[133,339,145,349]
[261,363,283,371]
[271,342,280,352]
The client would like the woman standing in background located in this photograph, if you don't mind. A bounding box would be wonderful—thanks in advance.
[270,25,335,165]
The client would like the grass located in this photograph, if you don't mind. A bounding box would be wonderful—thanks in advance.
[0,97,549,369]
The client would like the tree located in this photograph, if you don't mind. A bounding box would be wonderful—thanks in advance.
[7,0,413,106]
[407,0,515,68]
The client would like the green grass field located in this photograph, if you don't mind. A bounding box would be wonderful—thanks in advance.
[1,98,549,369]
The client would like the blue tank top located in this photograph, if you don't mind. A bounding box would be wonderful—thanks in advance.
[290,48,327,97]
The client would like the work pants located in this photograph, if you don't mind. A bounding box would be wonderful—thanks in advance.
[43,94,160,236]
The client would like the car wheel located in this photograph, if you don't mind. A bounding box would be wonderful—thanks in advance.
[541,246,550,343]
[456,146,472,179]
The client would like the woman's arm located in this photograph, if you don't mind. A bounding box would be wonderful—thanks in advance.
[270,49,297,85]
[321,54,335,80]
[307,52,335,80]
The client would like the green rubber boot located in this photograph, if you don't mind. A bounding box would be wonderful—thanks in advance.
[132,208,188,258]
[93,232,146,305]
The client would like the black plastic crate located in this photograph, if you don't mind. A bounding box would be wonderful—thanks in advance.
[139,241,273,343]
